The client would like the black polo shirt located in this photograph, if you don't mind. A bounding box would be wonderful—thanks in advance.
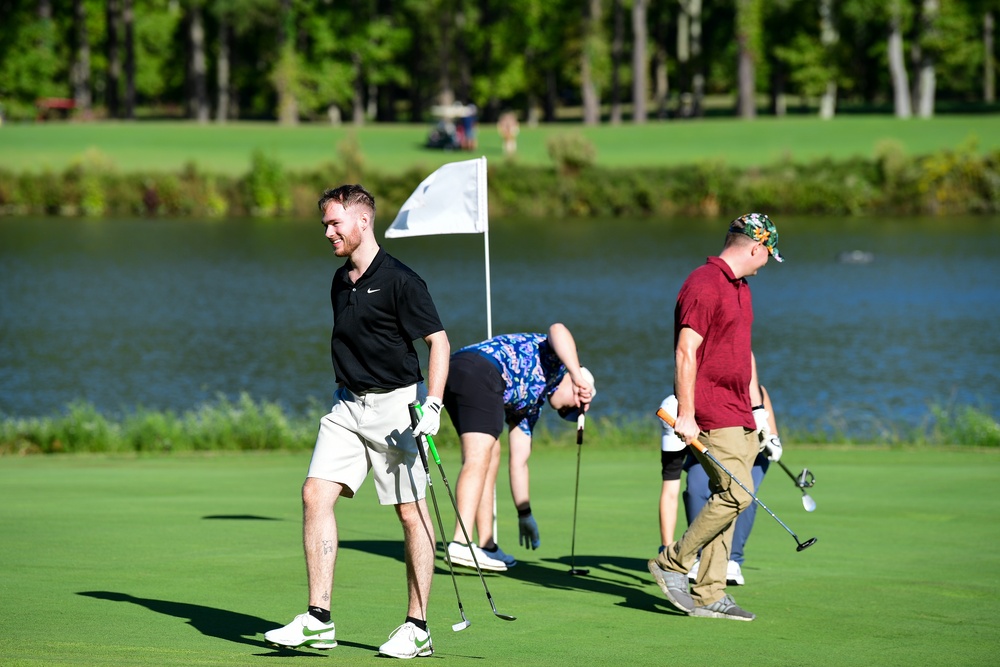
[330,248,444,393]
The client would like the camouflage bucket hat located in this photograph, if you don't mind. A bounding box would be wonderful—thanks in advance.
[730,212,784,262]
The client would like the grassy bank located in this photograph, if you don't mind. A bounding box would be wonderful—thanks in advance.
[2,116,1000,219]
[2,394,997,456]
[3,116,1000,175]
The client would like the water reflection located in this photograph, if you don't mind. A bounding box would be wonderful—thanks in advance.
[1,216,997,439]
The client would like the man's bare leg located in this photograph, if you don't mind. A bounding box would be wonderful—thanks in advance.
[397,499,435,619]
[302,477,344,609]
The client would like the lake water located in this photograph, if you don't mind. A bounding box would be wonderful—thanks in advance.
[1,215,998,440]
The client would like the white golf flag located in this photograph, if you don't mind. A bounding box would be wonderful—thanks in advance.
[385,156,488,238]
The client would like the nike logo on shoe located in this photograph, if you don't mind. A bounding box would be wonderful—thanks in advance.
[415,636,431,648]
[302,626,334,637]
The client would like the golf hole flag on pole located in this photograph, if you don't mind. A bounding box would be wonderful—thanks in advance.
[386,155,492,338]
[386,156,499,541]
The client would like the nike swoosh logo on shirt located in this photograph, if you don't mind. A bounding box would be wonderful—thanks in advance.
[367,288,381,293]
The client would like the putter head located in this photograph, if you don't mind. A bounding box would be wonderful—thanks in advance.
[495,613,517,621]
[568,568,590,576]
[451,619,471,632]
[797,469,816,488]
[796,537,818,552]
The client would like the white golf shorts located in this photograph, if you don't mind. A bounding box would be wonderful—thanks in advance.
[307,383,428,505]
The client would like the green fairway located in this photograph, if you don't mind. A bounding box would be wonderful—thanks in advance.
[1,115,998,176]
[2,445,998,666]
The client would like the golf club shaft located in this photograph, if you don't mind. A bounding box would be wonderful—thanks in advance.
[413,403,516,621]
[777,458,802,486]
[408,403,470,631]
[569,413,584,571]
[656,408,815,550]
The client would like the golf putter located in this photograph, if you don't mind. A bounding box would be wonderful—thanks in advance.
[407,403,472,632]
[656,408,817,552]
[777,458,817,512]
[568,411,590,576]
[412,403,517,622]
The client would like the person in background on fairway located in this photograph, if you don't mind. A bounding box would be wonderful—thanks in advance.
[441,324,595,571]
[648,212,783,622]
[657,383,784,586]
[265,184,450,659]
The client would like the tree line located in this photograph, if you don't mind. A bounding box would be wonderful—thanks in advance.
[1,0,998,125]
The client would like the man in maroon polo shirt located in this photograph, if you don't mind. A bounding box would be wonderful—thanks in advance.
[648,213,784,622]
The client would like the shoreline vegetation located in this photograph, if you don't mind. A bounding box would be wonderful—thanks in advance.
[1,134,999,220]
[1,393,997,456]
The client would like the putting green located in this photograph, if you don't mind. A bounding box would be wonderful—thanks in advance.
[1,445,997,666]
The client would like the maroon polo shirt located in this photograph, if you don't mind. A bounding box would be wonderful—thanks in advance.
[674,256,755,431]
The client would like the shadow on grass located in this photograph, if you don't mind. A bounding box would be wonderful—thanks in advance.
[505,554,686,617]
[341,539,682,615]
[202,514,282,521]
[76,591,379,655]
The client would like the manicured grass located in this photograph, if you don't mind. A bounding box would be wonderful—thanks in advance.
[1,115,999,176]
[2,445,998,666]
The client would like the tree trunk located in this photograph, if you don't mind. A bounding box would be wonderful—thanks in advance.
[123,0,135,119]
[544,67,557,122]
[216,18,230,122]
[610,0,623,125]
[686,0,704,117]
[735,0,759,119]
[581,0,602,125]
[819,0,837,119]
[275,0,297,125]
[437,11,454,107]
[916,0,938,118]
[888,4,912,118]
[105,0,121,118]
[352,55,365,125]
[632,0,648,123]
[987,12,996,104]
[189,4,209,123]
[72,0,92,116]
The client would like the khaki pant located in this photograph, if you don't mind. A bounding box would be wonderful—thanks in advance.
[655,427,756,606]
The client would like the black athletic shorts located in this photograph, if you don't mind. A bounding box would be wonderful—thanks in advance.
[661,448,686,481]
[442,351,506,438]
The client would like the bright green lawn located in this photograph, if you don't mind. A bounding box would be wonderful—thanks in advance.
[2,445,998,667]
[1,115,998,175]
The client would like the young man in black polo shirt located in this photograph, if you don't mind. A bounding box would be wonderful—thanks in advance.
[265,184,450,659]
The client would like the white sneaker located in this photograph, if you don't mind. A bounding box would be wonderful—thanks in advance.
[264,613,337,650]
[378,622,433,659]
[727,560,745,586]
[482,543,517,568]
[687,559,700,582]
[447,541,507,572]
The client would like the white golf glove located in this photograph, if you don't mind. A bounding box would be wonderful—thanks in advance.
[518,511,540,549]
[762,434,783,462]
[658,395,685,452]
[753,406,771,442]
[413,396,443,437]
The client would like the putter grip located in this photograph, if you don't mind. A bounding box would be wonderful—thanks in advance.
[411,401,443,465]
[655,407,708,454]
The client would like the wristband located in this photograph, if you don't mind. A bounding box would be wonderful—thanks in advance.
[751,404,765,411]
[517,505,532,518]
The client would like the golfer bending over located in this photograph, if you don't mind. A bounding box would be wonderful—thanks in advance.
[442,324,595,571]
[648,213,783,622]
[265,184,450,658]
